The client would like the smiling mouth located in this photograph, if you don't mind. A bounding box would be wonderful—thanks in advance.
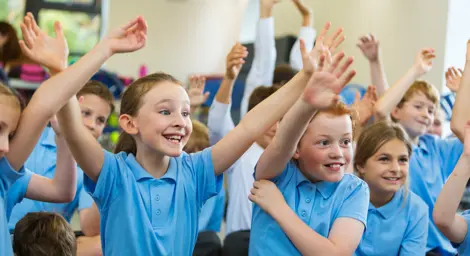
[383,177,401,182]
[163,135,182,144]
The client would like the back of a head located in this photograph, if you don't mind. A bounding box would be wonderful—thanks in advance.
[0,82,22,110]
[354,120,412,171]
[273,64,296,86]
[114,72,183,155]
[247,85,280,112]
[183,119,209,153]
[0,22,21,65]
[397,80,439,109]
[78,80,116,113]
[13,212,76,256]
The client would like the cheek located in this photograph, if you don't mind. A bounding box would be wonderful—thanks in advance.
[300,146,326,164]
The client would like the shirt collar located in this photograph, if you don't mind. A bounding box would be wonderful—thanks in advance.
[125,153,177,182]
[369,188,404,219]
[296,169,339,199]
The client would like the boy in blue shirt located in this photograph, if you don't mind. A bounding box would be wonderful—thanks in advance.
[375,47,467,255]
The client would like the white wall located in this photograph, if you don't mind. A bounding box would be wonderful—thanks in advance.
[104,0,248,82]
[270,0,449,91]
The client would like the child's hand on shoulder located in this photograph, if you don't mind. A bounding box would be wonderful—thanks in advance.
[412,48,435,76]
[188,75,209,108]
[19,13,69,73]
[445,67,463,93]
[249,180,287,216]
[302,51,356,110]
[225,43,248,80]
[100,16,148,56]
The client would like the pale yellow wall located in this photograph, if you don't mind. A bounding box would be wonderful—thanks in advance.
[104,0,248,82]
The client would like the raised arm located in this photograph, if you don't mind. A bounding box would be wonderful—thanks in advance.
[255,50,355,180]
[208,43,248,144]
[187,75,209,117]
[374,48,435,119]
[357,34,389,96]
[6,14,147,171]
[451,41,470,141]
[289,0,316,71]
[240,0,278,118]
[445,66,463,94]
[433,120,470,243]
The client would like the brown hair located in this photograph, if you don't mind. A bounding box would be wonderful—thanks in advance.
[183,119,209,153]
[77,80,115,114]
[13,212,76,256]
[248,85,280,112]
[0,22,21,66]
[311,101,358,138]
[392,80,440,122]
[354,120,412,175]
[273,64,296,86]
[0,82,22,110]
[114,72,183,155]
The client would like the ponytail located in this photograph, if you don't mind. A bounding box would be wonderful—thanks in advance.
[114,132,137,155]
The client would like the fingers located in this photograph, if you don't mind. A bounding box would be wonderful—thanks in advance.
[333,56,354,79]
[20,23,35,49]
[18,40,33,58]
[203,92,210,101]
[121,16,141,31]
[27,12,41,37]
[330,34,345,53]
[327,52,345,73]
[54,21,65,39]
[339,69,356,88]
[326,27,344,51]
[353,91,361,105]
[316,22,331,44]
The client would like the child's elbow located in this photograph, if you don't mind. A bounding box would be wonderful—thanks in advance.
[433,209,451,232]
[56,190,76,203]
[450,118,464,139]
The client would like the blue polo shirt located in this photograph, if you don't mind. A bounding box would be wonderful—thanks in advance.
[198,187,225,233]
[249,161,370,255]
[409,134,463,254]
[454,210,470,255]
[6,126,93,231]
[355,188,429,255]
[0,157,26,256]
[84,147,222,255]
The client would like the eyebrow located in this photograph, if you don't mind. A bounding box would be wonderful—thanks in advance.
[317,133,352,137]
[155,99,190,106]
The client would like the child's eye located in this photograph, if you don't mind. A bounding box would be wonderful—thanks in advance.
[81,111,90,117]
[182,111,190,117]
[341,139,351,146]
[159,110,170,115]
[378,157,389,162]
[414,105,422,110]
[318,140,329,146]
[399,157,409,164]
[97,118,106,125]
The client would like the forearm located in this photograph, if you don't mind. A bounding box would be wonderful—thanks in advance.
[215,76,236,104]
[375,68,419,118]
[255,99,315,180]
[451,61,470,140]
[434,156,470,229]
[51,136,78,200]
[369,59,389,96]
[80,205,101,236]
[272,204,340,256]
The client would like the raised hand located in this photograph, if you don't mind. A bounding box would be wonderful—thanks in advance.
[19,13,69,72]
[302,22,345,75]
[464,120,470,156]
[261,0,281,9]
[188,75,209,107]
[292,0,313,26]
[302,52,356,110]
[248,180,287,215]
[352,85,378,125]
[357,34,379,62]
[101,16,147,55]
[412,48,436,76]
[445,67,463,93]
[225,43,248,80]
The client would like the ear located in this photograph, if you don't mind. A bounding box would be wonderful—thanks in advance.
[356,164,366,176]
[391,107,401,121]
[293,147,301,160]
[119,114,138,135]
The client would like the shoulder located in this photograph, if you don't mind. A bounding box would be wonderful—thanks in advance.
[406,190,429,217]
[339,174,369,194]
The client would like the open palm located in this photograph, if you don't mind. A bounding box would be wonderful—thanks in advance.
[445,67,463,93]
[19,13,68,72]
[104,16,148,54]
[413,48,435,76]
[188,76,209,107]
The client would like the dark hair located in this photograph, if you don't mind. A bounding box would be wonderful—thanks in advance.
[247,85,280,112]
[114,72,183,155]
[0,22,21,66]
[273,64,296,86]
[78,80,115,114]
[13,212,76,256]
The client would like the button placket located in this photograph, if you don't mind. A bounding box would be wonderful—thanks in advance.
[297,184,315,222]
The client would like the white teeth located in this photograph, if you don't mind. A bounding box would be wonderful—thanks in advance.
[384,177,399,181]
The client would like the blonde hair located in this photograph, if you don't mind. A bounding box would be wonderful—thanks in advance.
[183,120,209,153]
[392,80,439,122]
[114,72,183,155]
[0,83,22,110]
[13,212,76,256]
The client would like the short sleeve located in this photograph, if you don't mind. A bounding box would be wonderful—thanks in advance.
[0,157,26,196]
[83,150,123,210]
[455,211,470,254]
[5,169,33,219]
[336,179,370,227]
[78,186,94,211]
[269,161,298,189]
[185,147,223,208]
[436,137,463,177]
[399,199,429,256]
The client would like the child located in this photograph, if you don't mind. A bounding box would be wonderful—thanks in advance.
[249,50,365,256]
[13,212,76,256]
[26,12,326,255]
[375,47,467,255]
[433,120,470,256]
[184,119,225,256]
[354,121,428,255]
[357,34,389,96]
[0,13,86,256]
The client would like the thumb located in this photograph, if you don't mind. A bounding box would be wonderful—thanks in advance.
[203,92,210,101]
[354,91,360,105]
[54,21,64,39]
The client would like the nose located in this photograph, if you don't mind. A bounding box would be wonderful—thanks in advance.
[0,136,10,155]
[328,143,343,159]
[390,160,400,172]
[173,113,186,128]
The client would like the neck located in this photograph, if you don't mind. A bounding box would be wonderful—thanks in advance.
[135,146,170,179]
[409,135,419,145]
[369,188,395,208]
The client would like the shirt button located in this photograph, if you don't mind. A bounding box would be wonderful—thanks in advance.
[156,195,160,201]
[306,198,311,203]
[301,211,307,217]
[156,209,161,215]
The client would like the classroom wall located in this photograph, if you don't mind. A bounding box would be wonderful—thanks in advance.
[104,0,248,82]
